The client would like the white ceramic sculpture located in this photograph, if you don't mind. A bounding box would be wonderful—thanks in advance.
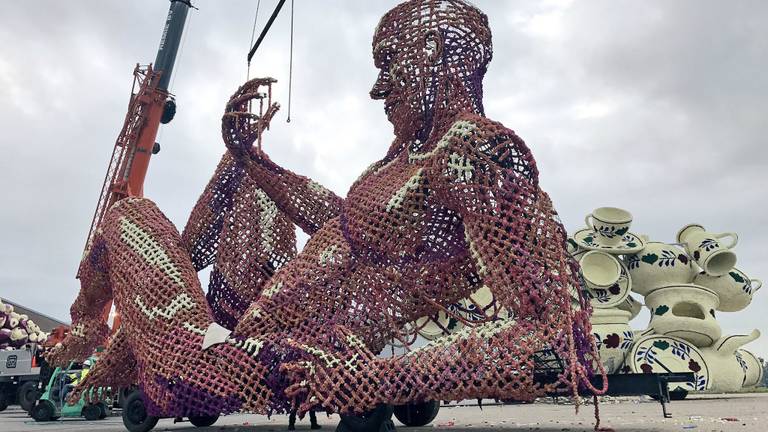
[585,207,633,247]
[416,305,462,340]
[570,248,631,308]
[737,348,764,388]
[616,294,643,320]
[644,284,721,347]
[580,250,621,288]
[625,242,697,296]
[677,224,738,277]
[590,308,634,374]
[570,208,762,393]
[694,268,762,312]
[699,329,761,392]
[626,334,710,392]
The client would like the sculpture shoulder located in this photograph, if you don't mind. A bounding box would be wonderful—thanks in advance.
[433,113,538,181]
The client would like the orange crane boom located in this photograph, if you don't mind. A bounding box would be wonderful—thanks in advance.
[79,0,193,275]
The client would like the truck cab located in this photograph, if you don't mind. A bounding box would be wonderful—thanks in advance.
[0,344,42,412]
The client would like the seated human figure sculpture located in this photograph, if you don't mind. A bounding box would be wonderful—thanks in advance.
[58,0,605,421]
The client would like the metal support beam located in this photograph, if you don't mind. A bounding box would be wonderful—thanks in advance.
[247,0,287,64]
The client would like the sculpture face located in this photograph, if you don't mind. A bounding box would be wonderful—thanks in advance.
[370,0,493,142]
[370,27,427,141]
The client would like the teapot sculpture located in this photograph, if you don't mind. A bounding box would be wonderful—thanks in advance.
[700,329,761,392]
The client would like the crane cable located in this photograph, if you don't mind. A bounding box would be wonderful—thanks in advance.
[168,5,192,95]
[246,0,262,81]
[245,0,294,123]
[286,0,295,123]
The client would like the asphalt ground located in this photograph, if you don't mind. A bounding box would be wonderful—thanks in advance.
[0,392,765,432]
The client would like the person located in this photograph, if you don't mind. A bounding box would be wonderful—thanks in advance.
[288,409,320,430]
[61,360,90,404]
[54,0,602,419]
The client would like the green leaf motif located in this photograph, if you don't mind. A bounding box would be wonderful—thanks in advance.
[583,236,595,245]
[641,253,659,265]
[615,227,629,236]
[729,271,745,284]
[655,305,669,316]
[653,340,670,350]
[626,242,638,248]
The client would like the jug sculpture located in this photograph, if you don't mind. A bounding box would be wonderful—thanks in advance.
[616,295,642,320]
[571,213,763,394]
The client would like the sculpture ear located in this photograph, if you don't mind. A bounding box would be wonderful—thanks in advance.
[424,29,443,65]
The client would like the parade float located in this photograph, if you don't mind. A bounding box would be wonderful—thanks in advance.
[31,1,762,432]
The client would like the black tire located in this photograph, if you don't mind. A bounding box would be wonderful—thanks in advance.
[652,388,689,402]
[669,389,688,401]
[83,403,102,421]
[122,391,159,432]
[119,387,137,408]
[18,381,40,412]
[393,400,440,427]
[338,404,394,432]
[32,400,56,422]
[160,99,176,124]
[0,392,8,412]
[189,415,219,427]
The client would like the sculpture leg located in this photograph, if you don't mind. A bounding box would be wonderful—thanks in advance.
[46,235,112,366]
[100,197,255,417]
[182,153,297,329]
[285,320,549,415]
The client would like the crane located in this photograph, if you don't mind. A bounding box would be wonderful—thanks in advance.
[78,0,194,276]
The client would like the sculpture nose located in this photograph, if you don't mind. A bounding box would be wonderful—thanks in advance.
[370,71,391,100]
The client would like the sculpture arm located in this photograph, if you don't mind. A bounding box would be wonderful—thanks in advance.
[232,147,344,236]
[428,116,601,391]
[181,153,248,270]
[221,79,343,235]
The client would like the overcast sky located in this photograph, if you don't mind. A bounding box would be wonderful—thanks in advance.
[1,1,767,359]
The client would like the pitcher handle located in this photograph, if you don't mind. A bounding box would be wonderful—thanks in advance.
[751,279,762,293]
[716,232,738,249]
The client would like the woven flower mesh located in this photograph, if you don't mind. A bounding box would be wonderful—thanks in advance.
[53,0,604,420]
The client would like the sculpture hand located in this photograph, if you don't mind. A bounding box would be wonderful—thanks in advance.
[222,78,280,155]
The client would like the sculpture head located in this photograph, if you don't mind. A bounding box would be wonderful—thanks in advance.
[370,0,492,142]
